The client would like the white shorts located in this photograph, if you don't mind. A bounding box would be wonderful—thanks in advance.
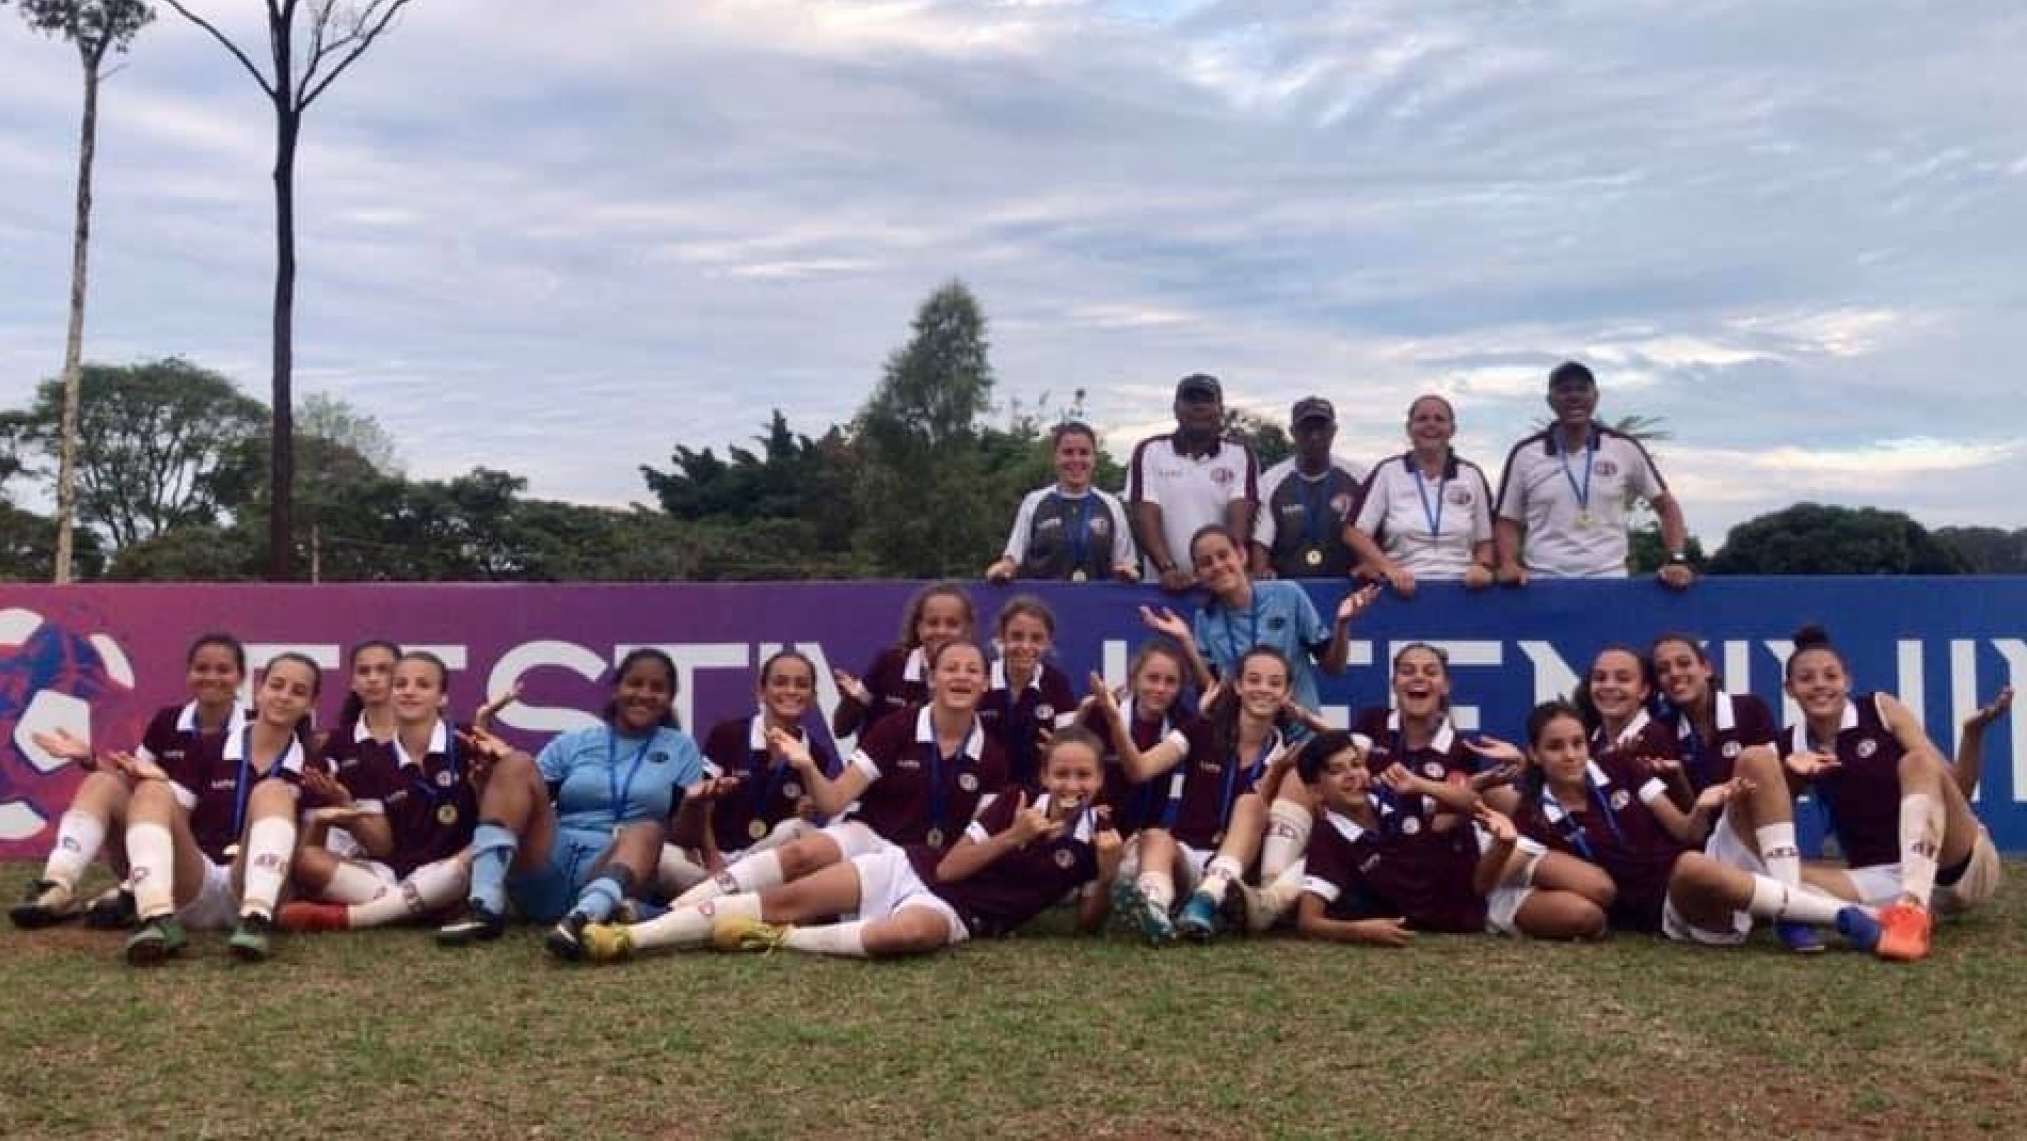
[1115,835,1214,894]
[173,855,239,931]
[1476,825,1546,937]
[1937,827,2003,914]
[825,819,895,861]
[1684,807,1762,941]
[849,848,967,945]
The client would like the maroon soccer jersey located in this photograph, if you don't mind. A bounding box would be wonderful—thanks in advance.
[1080,699,1194,837]
[1660,691,1776,792]
[832,646,928,738]
[700,715,839,852]
[907,791,1101,939]
[846,706,1009,848]
[1514,751,1686,932]
[330,720,476,878]
[1146,720,1276,849]
[976,660,1077,791]
[135,701,247,767]
[1779,693,1904,869]
[1302,806,1487,933]
[1589,709,1682,773]
[1354,706,1474,824]
[161,726,311,864]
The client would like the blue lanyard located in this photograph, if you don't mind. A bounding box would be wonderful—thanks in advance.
[230,727,289,839]
[1412,464,1447,539]
[1297,473,1335,547]
[607,730,655,828]
[1542,773,1626,860]
[408,725,461,806]
[748,723,794,822]
[1164,734,1274,831]
[924,721,977,834]
[1056,493,1093,570]
[1555,433,1595,511]
[1215,593,1262,671]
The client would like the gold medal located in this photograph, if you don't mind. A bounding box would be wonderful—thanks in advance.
[436,803,459,826]
[1303,548,1324,568]
[747,818,769,842]
[926,827,946,848]
[1211,829,1225,848]
[1574,510,1594,531]
[1070,569,1088,582]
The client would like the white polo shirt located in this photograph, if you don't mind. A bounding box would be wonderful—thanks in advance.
[1353,450,1496,579]
[1126,431,1259,576]
[1495,425,1668,578]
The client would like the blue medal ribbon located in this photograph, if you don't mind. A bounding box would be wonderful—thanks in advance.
[747,724,794,827]
[407,723,461,810]
[1056,492,1093,575]
[924,720,978,839]
[1412,464,1447,541]
[1297,474,1336,550]
[1555,432,1595,514]
[1215,592,1262,671]
[607,730,655,829]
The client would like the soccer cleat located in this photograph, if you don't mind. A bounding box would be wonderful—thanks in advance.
[1109,878,1175,946]
[544,912,591,962]
[1874,901,1933,962]
[123,916,188,965]
[1176,891,1221,942]
[710,915,791,953]
[228,912,276,962]
[580,922,635,963]
[435,901,506,947]
[8,879,79,929]
[1774,920,1826,954]
[82,887,138,931]
[276,900,351,933]
[1835,906,1882,954]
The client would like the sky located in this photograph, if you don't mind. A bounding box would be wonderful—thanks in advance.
[1,0,2023,548]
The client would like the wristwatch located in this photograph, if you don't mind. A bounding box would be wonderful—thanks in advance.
[1668,551,1689,564]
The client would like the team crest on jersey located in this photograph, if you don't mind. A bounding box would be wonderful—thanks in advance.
[1212,468,1234,486]
[1089,517,1110,537]
[957,772,979,792]
[650,751,669,765]
[1609,789,1632,811]
[1331,493,1354,516]
[436,770,456,787]
[1446,487,1473,506]
[1595,460,1619,477]
[1422,761,1445,780]
[1401,816,1422,835]
[1036,704,1055,722]
[1857,739,1878,759]
[783,781,803,799]
[1721,741,1741,759]
[1053,848,1075,869]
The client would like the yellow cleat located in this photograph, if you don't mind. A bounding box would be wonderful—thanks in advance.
[710,915,791,953]
[579,922,634,963]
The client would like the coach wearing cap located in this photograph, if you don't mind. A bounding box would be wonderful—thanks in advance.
[1252,396,1366,579]
[1493,360,1694,587]
[1127,373,1261,593]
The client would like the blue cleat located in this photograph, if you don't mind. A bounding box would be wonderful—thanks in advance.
[1110,878,1175,946]
[1774,920,1825,954]
[1176,891,1220,942]
[1835,906,1882,953]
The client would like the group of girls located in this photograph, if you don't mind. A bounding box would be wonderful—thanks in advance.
[8,572,2009,966]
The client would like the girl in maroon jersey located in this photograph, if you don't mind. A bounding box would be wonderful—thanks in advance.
[1089,646,1295,944]
[579,727,1124,960]
[830,582,976,739]
[1577,646,1682,775]
[1478,699,1878,948]
[276,652,479,933]
[1078,639,1199,838]
[659,639,1007,915]
[13,633,249,931]
[978,595,1078,792]
[1780,625,2002,961]
[658,650,840,898]
[321,639,400,760]
[111,651,324,964]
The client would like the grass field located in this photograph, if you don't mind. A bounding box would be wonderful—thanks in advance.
[3,861,2025,1141]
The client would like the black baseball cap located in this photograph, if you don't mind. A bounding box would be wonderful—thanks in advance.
[1548,361,1596,388]
[1291,396,1335,425]
[1176,373,1222,400]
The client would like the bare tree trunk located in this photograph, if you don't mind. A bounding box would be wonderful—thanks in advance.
[268,103,300,580]
[53,48,105,585]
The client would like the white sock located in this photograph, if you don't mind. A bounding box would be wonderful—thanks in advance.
[1746,875,1845,925]
[44,809,106,889]
[629,892,762,952]
[672,850,784,908]
[1138,870,1174,913]
[320,862,386,905]
[657,844,711,896]
[782,920,871,958]
[1261,798,1313,881]
[1197,854,1243,902]
[239,817,297,919]
[349,859,467,928]
[1898,793,1943,905]
[1754,822,1801,885]
[127,822,175,920]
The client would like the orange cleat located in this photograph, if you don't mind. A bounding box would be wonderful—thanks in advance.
[1874,900,1932,962]
[276,900,351,933]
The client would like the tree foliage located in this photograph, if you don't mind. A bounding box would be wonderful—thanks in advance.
[1708,503,1968,575]
[1932,527,2027,575]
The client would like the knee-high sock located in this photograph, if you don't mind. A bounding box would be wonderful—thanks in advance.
[127,823,175,920]
[571,866,635,923]
[240,817,298,919]
[319,862,387,905]
[1746,875,1847,925]
[627,892,762,952]
[1898,793,1943,905]
[782,920,870,958]
[1261,798,1312,881]
[1754,822,1801,885]
[674,849,784,908]
[43,810,107,890]
[467,821,519,913]
[348,859,467,928]
[1195,854,1244,902]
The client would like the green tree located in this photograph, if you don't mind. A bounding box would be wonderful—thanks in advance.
[1223,408,1292,470]
[1708,503,1969,575]
[212,393,404,580]
[1,358,267,548]
[160,0,415,579]
[851,280,999,576]
[105,521,258,580]
[1932,526,2027,574]
[4,0,153,582]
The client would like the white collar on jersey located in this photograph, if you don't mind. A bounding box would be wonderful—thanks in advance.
[222,724,307,772]
[989,658,1045,695]
[1787,699,1860,754]
[1676,691,1737,741]
[393,718,450,771]
[1603,707,1652,749]
[902,647,928,684]
[1324,807,1375,844]
[912,706,985,761]
[1032,792,1098,842]
[1386,707,1456,754]
[748,712,805,753]
[352,713,382,743]
[176,700,248,735]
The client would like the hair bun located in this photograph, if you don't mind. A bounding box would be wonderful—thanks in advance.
[1792,624,1832,651]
